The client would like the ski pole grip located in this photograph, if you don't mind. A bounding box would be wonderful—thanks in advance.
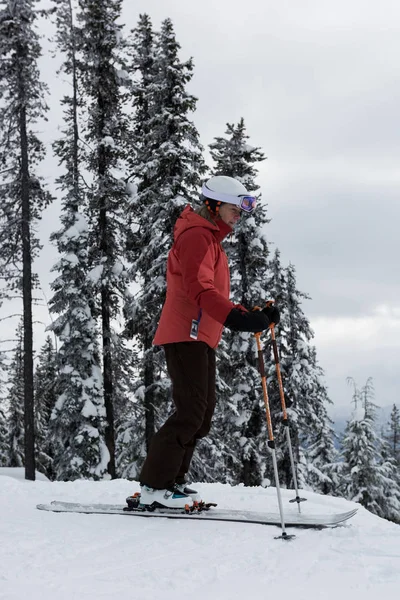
[265,301,277,335]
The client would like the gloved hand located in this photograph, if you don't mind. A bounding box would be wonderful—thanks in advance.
[262,303,280,325]
[224,308,270,333]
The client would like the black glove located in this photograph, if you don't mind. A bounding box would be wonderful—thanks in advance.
[224,308,271,333]
[262,303,280,325]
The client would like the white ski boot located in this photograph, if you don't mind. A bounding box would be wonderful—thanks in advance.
[139,485,193,510]
[174,483,202,503]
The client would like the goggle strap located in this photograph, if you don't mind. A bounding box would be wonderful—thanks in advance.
[205,199,222,215]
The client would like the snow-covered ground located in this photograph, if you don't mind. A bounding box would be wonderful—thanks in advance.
[1,468,399,600]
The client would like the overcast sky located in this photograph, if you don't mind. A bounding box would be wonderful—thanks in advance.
[4,0,400,420]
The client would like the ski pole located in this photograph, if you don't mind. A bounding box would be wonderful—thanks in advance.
[268,319,307,512]
[254,329,295,541]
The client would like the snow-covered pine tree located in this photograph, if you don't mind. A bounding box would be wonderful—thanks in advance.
[261,257,335,493]
[0,0,53,479]
[0,351,8,466]
[379,402,400,523]
[7,323,24,467]
[113,13,156,476]
[262,248,291,482]
[195,118,269,485]
[341,378,400,521]
[125,13,155,187]
[301,356,339,495]
[124,17,206,474]
[48,0,109,481]
[280,263,335,490]
[378,436,400,523]
[77,0,132,478]
[33,336,58,479]
[384,404,400,464]
[111,329,139,478]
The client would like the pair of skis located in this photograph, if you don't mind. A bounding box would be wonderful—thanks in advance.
[36,500,358,528]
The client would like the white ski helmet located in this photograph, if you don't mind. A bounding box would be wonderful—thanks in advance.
[201,176,257,213]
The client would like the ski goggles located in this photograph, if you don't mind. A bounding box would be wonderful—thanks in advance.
[238,195,257,213]
[201,184,257,213]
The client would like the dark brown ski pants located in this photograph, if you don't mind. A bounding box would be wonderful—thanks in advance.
[139,341,216,489]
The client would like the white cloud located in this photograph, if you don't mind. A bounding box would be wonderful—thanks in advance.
[313,305,400,350]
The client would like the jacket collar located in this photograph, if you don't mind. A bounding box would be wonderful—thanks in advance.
[214,218,232,242]
[174,205,233,243]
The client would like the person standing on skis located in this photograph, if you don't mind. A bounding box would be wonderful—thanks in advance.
[139,175,280,509]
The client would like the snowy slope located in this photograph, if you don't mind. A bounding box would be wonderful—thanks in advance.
[0,469,399,600]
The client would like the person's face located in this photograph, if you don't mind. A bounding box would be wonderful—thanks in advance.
[218,203,241,227]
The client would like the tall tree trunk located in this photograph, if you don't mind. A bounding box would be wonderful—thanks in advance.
[69,0,80,205]
[143,333,155,451]
[20,98,35,481]
[102,287,115,478]
[100,214,116,479]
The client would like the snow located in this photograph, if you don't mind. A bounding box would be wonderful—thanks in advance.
[1,469,399,600]
[111,260,124,276]
[63,253,79,265]
[125,181,137,197]
[61,214,88,241]
[87,265,104,284]
[100,136,115,148]
[80,401,101,419]
[0,467,49,481]
[352,405,366,422]
[115,69,130,82]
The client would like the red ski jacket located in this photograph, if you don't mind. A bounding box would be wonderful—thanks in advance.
[153,205,237,349]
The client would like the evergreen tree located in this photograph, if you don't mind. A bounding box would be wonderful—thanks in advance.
[378,436,400,524]
[114,13,156,479]
[0,351,8,466]
[259,257,335,493]
[380,402,400,523]
[384,404,400,464]
[210,118,265,192]
[111,330,139,478]
[196,118,269,485]
[125,13,155,187]
[303,375,339,494]
[282,264,335,490]
[33,336,58,479]
[48,0,109,481]
[7,325,24,467]
[0,0,53,479]
[341,378,400,521]
[124,17,206,468]
[115,373,161,480]
[77,0,132,478]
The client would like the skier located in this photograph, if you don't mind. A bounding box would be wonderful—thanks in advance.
[139,175,280,509]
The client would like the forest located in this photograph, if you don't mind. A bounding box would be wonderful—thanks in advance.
[0,1,399,524]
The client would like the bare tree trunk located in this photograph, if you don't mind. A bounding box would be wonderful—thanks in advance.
[69,0,80,205]
[98,116,115,479]
[19,99,35,481]
[143,333,155,451]
[101,281,116,478]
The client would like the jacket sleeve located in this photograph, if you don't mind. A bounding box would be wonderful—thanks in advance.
[176,227,235,324]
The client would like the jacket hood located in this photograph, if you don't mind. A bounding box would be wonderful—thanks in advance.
[174,205,232,243]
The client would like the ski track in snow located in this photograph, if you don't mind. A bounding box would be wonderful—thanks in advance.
[0,471,399,600]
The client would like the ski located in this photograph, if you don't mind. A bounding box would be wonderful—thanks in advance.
[36,500,358,528]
